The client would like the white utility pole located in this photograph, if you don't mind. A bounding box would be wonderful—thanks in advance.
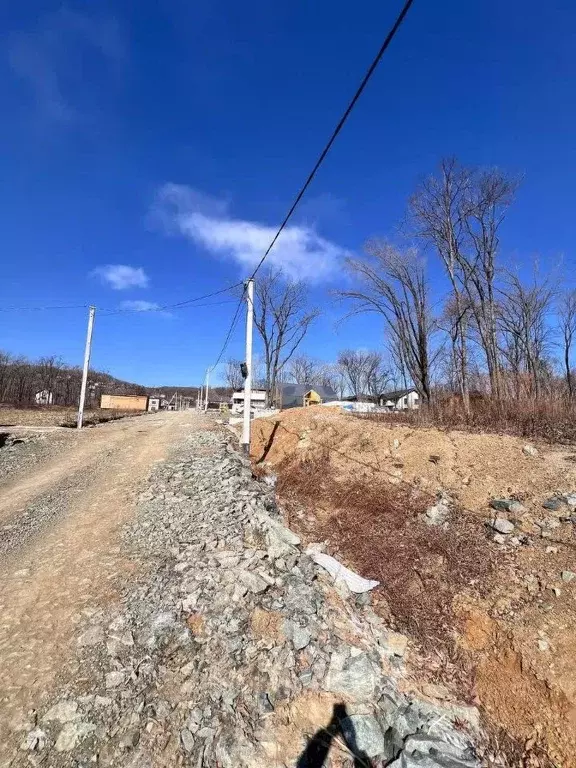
[77,305,96,429]
[198,385,203,410]
[204,367,212,411]
[241,278,254,454]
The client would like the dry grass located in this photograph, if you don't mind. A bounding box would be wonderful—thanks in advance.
[359,398,576,445]
[276,451,495,660]
[0,406,141,428]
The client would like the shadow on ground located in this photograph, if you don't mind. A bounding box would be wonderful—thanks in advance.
[296,703,374,768]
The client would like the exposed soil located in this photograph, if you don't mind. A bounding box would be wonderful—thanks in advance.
[251,406,576,767]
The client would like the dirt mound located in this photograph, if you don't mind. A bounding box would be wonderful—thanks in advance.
[252,406,576,513]
[251,407,576,766]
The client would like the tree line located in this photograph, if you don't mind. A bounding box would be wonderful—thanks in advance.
[224,349,395,403]
[224,158,576,411]
[0,352,147,408]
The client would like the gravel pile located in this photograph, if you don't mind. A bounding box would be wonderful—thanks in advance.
[13,427,484,767]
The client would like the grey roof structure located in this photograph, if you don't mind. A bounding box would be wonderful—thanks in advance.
[279,383,337,409]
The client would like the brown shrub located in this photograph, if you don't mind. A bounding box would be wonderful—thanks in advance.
[276,452,495,655]
[359,398,576,444]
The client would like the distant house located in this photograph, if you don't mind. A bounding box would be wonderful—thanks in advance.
[231,389,267,414]
[378,388,420,411]
[279,384,337,409]
[147,395,165,412]
[35,390,54,406]
[100,394,148,411]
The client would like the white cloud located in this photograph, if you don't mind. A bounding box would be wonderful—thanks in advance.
[92,265,149,290]
[154,183,349,282]
[119,300,172,317]
[120,300,159,311]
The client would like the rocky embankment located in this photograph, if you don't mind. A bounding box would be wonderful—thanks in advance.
[14,427,484,767]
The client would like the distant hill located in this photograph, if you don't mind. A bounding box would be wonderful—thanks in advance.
[0,349,231,407]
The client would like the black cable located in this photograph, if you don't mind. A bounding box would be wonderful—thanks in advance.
[249,0,415,280]
[210,287,247,370]
[100,298,238,317]
[0,304,90,312]
[159,281,244,311]
[98,281,244,315]
[0,282,244,315]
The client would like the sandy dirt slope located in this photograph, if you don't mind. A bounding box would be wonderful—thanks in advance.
[251,407,576,766]
[0,410,203,754]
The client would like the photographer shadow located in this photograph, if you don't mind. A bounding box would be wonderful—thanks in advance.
[296,703,374,768]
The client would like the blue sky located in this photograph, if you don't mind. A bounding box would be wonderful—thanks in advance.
[1,0,575,386]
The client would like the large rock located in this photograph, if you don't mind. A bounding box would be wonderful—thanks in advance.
[42,700,80,724]
[424,502,449,526]
[340,714,387,759]
[20,728,47,752]
[238,570,269,594]
[324,650,379,700]
[54,722,96,752]
[489,499,524,514]
[489,518,514,534]
[282,619,311,650]
[543,497,564,511]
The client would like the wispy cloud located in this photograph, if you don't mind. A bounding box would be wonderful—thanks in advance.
[119,300,172,317]
[6,9,125,124]
[92,265,149,290]
[154,183,350,282]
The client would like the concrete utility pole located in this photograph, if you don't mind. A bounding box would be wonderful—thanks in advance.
[241,278,254,454]
[77,305,96,429]
[204,367,212,412]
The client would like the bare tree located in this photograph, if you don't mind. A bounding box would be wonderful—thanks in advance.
[559,289,576,398]
[338,243,434,405]
[223,359,244,391]
[36,355,65,403]
[0,350,14,402]
[336,350,390,400]
[411,159,519,401]
[459,167,518,399]
[288,354,319,384]
[253,269,319,406]
[498,272,555,400]
[410,158,472,409]
[316,362,347,399]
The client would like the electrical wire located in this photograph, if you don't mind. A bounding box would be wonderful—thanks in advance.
[0,304,90,312]
[100,298,238,317]
[249,0,415,280]
[0,282,244,315]
[210,287,247,370]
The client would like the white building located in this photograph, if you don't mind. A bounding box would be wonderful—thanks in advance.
[379,388,420,411]
[34,390,54,406]
[231,389,267,414]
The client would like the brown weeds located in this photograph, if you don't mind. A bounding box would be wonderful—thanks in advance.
[276,452,495,654]
[358,398,576,445]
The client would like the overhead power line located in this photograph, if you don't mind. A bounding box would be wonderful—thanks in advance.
[0,282,244,315]
[249,0,415,280]
[100,298,238,317]
[0,304,90,312]
[210,287,247,370]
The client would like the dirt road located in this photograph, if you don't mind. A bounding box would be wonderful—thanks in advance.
[0,410,203,753]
